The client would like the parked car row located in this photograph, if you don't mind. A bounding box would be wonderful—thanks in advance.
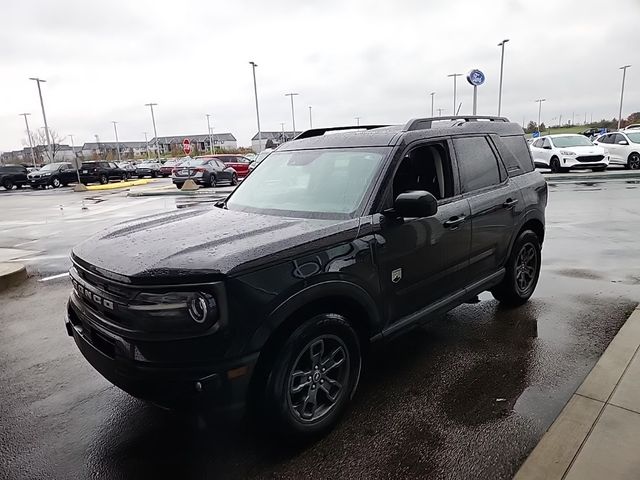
[171,154,254,189]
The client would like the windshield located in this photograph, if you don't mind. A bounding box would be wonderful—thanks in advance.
[138,163,156,168]
[551,135,594,148]
[626,132,640,144]
[254,149,273,164]
[226,147,388,219]
[39,163,66,171]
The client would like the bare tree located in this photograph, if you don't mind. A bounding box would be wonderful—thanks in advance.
[33,128,66,163]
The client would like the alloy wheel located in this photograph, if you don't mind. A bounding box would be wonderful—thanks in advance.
[629,154,640,170]
[288,335,350,423]
[515,242,538,295]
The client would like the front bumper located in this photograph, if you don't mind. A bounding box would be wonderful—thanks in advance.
[66,294,257,412]
[28,177,52,186]
[562,156,610,168]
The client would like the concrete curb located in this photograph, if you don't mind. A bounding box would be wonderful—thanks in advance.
[84,179,154,191]
[514,306,640,480]
[0,263,27,292]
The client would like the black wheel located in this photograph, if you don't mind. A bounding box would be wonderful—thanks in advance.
[99,174,108,185]
[628,153,640,170]
[592,167,606,172]
[15,184,23,189]
[175,183,183,189]
[231,173,238,186]
[163,174,169,178]
[208,175,217,188]
[121,174,127,181]
[2,178,14,190]
[549,157,561,173]
[491,230,541,306]
[40,184,47,189]
[262,313,361,438]
[137,175,143,179]
[30,185,39,189]
[50,176,61,188]
[151,171,158,178]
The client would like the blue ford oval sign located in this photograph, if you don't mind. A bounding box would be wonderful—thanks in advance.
[467,69,485,86]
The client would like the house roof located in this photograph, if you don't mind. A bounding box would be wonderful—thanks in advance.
[150,133,237,145]
[251,131,300,141]
[82,141,147,149]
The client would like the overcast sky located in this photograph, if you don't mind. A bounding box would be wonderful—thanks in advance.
[1,0,638,152]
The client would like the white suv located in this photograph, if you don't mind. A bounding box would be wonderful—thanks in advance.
[593,132,640,169]
[529,134,609,173]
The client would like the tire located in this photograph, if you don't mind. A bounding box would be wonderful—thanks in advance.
[2,178,14,190]
[231,173,238,186]
[628,153,640,170]
[151,171,158,178]
[550,157,561,173]
[175,183,183,189]
[262,313,362,439]
[16,184,23,189]
[491,230,542,307]
[99,174,108,185]
[30,185,39,189]
[163,174,169,178]
[208,175,217,188]
[592,167,606,172]
[50,176,61,188]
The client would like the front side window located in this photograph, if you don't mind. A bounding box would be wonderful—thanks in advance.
[532,139,543,148]
[392,142,454,202]
[454,137,501,193]
[541,138,551,149]
[226,147,388,219]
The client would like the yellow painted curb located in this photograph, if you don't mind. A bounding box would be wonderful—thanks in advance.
[85,179,154,191]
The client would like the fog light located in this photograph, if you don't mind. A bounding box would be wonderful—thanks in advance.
[188,293,218,324]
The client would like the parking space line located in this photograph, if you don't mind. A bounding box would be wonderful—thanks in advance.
[38,272,69,282]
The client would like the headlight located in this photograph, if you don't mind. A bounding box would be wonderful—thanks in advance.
[560,150,576,156]
[41,172,51,176]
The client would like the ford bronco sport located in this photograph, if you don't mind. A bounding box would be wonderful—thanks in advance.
[66,116,547,437]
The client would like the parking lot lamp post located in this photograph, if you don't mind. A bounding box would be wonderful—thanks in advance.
[285,93,299,136]
[143,132,150,160]
[447,73,462,116]
[430,92,435,117]
[438,108,443,117]
[497,39,509,116]
[68,134,82,184]
[308,106,313,129]
[29,77,53,163]
[355,116,361,126]
[618,65,631,129]
[19,113,36,168]
[144,103,160,160]
[280,122,285,143]
[206,114,214,154]
[112,121,122,162]
[249,62,262,152]
[535,99,546,132]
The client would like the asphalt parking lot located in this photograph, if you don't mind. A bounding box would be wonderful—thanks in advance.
[1,174,639,480]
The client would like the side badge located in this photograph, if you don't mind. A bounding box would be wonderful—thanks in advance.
[391,268,402,284]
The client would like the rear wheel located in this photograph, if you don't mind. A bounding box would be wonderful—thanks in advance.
[175,183,183,189]
[262,313,361,438]
[207,175,217,188]
[50,176,61,188]
[491,230,541,306]
[151,171,158,178]
[99,174,108,185]
[15,184,23,189]
[30,185,39,189]
[628,153,640,170]
[231,173,238,186]
[592,167,606,172]
[2,178,14,190]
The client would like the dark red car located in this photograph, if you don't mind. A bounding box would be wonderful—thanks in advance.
[207,154,252,179]
[159,158,184,177]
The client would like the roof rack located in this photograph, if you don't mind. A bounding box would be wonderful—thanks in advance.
[294,125,390,140]
[404,116,508,132]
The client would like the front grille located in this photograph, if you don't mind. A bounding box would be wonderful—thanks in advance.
[577,155,605,163]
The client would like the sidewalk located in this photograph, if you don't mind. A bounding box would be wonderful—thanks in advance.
[515,306,640,480]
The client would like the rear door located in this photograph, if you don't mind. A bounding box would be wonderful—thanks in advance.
[453,135,520,282]
[529,138,547,168]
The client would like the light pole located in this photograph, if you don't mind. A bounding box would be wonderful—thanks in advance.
[447,73,462,116]
[437,108,443,117]
[280,122,286,143]
[535,99,546,132]
[285,93,299,135]
[143,132,150,160]
[355,116,361,126]
[249,61,262,152]
[430,92,435,116]
[68,134,82,184]
[206,114,214,154]
[618,65,631,129]
[112,121,122,162]
[145,103,160,160]
[308,106,313,129]
[29,77,53,163]
[497,39,510,116]
[19,113,36,168]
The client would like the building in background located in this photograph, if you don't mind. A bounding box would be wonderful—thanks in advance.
[0,144,82,165]
[81,141,148,160]
[251,131,299,152]
[150,133,237,155]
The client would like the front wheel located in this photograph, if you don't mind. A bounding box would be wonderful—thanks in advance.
[262,313,361,439]
[491,230,541,306]
[628,153,640,170]
[174,183,183,189]
[230,173,238,186]
[2,178,14,190]
[99,174,108,185]
[592,167,606,172]
[50,176,62,188]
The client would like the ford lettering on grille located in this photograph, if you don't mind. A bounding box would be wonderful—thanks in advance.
[72,278,114,310]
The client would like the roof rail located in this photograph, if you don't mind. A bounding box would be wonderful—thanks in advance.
[403,116,509,132]
[294,125,390,140]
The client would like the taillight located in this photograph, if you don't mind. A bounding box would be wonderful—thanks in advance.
[193,167,206,173]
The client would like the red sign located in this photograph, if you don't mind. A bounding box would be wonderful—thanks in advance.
[182,138,191,155]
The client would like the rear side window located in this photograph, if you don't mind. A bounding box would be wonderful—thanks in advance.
[498,135,535,176]
[453,136,501,193]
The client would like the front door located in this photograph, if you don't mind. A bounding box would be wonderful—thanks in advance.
[374,140,471,322]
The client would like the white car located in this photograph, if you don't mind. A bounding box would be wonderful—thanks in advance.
[593,131,640,170]
[622,124,640,131]
[529,134,609,173]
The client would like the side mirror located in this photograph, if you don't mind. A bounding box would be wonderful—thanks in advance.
[618,140,629,145]
[390,191,438,218]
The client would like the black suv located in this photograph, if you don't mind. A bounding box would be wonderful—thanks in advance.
[0,164,28,190]
[79,161,127,185]
[27,162,78,188]
[66,116,547,437]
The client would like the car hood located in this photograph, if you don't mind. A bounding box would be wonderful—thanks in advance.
[72,207,359,283]
[558,145,606,155]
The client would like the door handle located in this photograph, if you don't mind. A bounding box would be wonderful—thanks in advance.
[503,198,518,209]
[444,215,466,228]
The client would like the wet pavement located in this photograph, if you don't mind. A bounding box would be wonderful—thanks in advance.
[1,177,639,480]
